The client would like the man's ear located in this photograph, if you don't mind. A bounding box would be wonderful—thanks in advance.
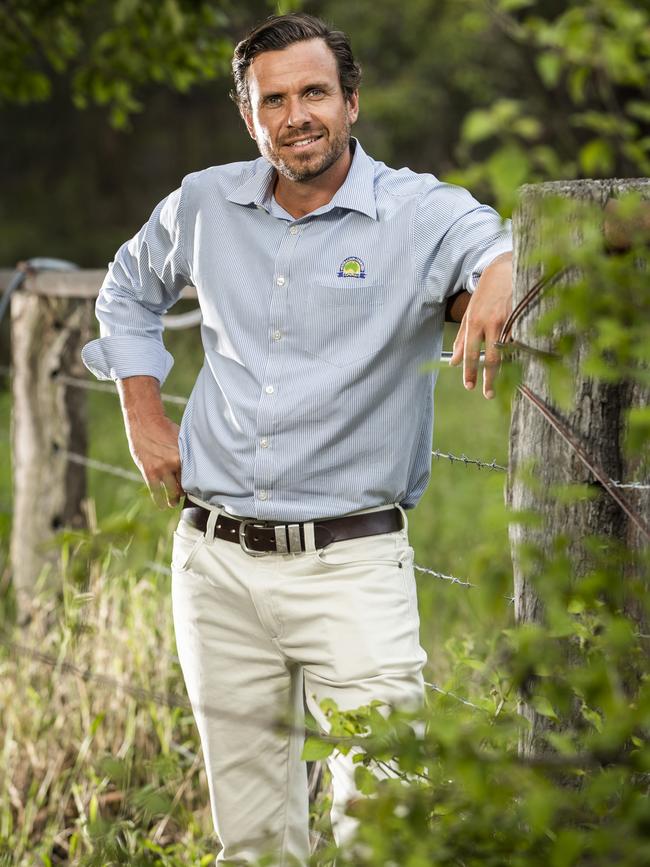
[241,107,256,141]
[347,90,360,125]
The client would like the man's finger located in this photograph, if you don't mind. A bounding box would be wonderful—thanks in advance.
[482,336,502,399]
[449,318,466,367]
[463,330,482,390]
[160,471,183,508]
[148,478,168,510]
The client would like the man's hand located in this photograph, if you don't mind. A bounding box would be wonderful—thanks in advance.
[117,376,184,507]
[449,251,512,399]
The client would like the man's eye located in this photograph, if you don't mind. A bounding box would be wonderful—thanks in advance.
[264,96,282,106]
[307,88,324,97]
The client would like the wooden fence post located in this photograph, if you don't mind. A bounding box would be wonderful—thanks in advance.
[10,289,93,623]
[507,179,650,757]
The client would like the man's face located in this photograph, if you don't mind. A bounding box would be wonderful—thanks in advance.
[242,38,359,182]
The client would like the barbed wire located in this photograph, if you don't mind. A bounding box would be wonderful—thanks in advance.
[431,449,506,472]
[414,563,475,588]
[424,682,487,713]
[2,364,647,491]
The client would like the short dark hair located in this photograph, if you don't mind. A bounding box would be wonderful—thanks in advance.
[231,13,362,113]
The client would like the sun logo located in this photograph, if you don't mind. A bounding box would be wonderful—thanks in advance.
[337,257,366,279]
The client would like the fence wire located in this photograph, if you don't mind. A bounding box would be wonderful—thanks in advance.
[4,365,646,489]
[431,449,506,472]
[63,450,479,590]
[63,450,142,483]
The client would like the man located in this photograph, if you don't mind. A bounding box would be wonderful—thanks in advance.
[82,12,513,865]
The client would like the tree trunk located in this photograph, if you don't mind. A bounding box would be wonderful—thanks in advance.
[10,293,93,624]
[507,178,650,757]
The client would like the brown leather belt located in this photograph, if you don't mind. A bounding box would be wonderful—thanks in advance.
[180,503,403,556]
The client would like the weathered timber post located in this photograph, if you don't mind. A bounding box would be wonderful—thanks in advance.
[10,277,94,623]
[507,178,650,757]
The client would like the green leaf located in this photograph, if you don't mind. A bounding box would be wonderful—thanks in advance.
[463,108,499,144]
[530,696,558,720]
[568,67,589,104]
[354,765,378,795]
[536,52,562,88]
[546,359,574,412]
[301,737,334,761]
[625,406,650,456]
[486,144,531,213]
[579,139,614,176]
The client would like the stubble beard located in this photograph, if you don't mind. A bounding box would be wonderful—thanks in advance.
[265,115,352,183]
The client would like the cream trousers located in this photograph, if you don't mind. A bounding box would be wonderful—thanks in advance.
[171,503,427,865]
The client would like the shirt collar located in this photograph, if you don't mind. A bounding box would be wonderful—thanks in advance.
[226,137,377,221]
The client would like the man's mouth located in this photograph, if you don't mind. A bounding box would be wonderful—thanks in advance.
[284,134,323,149]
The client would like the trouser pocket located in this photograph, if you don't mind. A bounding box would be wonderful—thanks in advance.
[172,519,206,572]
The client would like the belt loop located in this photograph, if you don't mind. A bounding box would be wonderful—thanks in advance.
[303,522,316,552]
[394,502,409,533]
[205,508,220,542]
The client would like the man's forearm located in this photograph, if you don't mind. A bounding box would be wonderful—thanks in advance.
[116,375,183,507]
[116,375,167,425]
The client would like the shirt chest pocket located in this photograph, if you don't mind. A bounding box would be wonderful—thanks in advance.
[291,282,389,368]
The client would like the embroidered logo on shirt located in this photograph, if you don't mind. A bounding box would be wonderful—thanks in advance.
[337,257,366,279]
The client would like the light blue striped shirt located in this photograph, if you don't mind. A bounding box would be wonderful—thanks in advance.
[82,139,512,521]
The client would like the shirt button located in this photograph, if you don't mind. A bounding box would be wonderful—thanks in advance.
[265,385,274,394]
[258,490,268,501]
[276,276,285,286]
[260,438,269,448]
[289,225,299,235]
[272,330,282,341]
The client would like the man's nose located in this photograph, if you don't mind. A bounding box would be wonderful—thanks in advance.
[286,96,311,127]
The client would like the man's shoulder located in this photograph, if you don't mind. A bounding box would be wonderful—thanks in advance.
[179,157,269,199]
[368,154,442,202]
[363,148,484,221]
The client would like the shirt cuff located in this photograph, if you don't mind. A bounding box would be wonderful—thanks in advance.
[81,335,174,384]
[466,239,513,293]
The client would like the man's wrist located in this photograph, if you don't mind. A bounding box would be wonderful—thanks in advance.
[117,375,166,423]
[468,249,513,292]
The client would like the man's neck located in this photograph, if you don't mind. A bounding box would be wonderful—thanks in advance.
[273,142,353,219]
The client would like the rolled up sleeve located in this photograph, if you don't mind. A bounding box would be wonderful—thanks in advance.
[81,182,191,384]
[415,180,512,301]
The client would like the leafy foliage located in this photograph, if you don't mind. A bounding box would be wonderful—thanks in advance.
[448,0,650,212]
[0,0,234,128]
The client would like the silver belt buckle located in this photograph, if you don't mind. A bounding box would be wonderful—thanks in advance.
[238,519,271,557]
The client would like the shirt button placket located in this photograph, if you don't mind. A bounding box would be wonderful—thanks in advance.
[253,223,303,517]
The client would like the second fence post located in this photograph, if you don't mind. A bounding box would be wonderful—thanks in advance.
[10,287,93,623]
